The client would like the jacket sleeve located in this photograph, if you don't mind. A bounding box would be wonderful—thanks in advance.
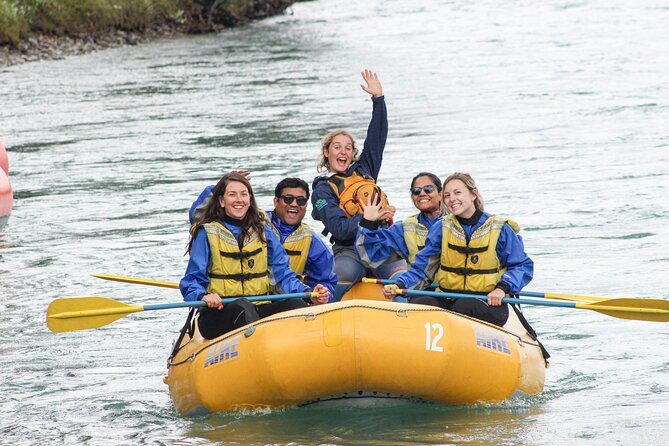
[355,221,408,268]
[394,222,442,290]
[496,223,534,294]
[180,228,210,302]
[189,185,215,225]
[358,96,388,181]
[303,233,338,297]
[310,180,362,242]
[266,225,311,294]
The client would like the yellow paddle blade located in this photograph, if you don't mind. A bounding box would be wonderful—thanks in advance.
[578,298,669,323]
[92,274,179,289]
[47,296,144,333]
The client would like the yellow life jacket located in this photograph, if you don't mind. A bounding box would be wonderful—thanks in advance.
[204,221,270,297]
[268,220,313,279]
[403,214,429,266]
[327,167,390,218]
[435,214,520,293]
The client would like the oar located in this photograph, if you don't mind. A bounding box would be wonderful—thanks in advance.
[47,292,317,333]
[396,289,669,323]
[92,273,179,289]
[364,278,607,304]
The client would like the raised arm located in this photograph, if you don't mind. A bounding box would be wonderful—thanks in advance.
[357,70,387,180]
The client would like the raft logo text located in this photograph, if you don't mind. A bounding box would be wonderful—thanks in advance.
[204,335,241,368]
[473,327,511,354]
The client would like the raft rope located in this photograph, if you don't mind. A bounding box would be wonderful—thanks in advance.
[167,303,541,367]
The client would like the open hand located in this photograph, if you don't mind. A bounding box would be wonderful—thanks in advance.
[360,69,382,97]
[360,191,384,221]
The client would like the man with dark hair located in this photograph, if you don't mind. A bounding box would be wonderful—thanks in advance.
[190,175,337,298]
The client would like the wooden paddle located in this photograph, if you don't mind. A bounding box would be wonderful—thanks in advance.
[47,292,317,333]
[395,288,669,323]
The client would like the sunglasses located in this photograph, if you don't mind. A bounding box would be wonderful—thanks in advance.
[279,195,308,206]
[410,185,436,196]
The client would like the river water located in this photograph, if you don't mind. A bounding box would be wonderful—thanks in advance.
[1,0,668,444]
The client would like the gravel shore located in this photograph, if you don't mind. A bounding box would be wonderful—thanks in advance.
[0,25,179,68]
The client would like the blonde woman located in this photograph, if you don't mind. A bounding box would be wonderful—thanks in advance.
[311,70,404,300]
[382,173,533,326]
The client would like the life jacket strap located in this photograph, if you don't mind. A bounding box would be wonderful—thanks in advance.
[218,247,263,259]
[509,299,551,362]
[209,271,269,281]
[447,243,489,254]
[440,265,499,276]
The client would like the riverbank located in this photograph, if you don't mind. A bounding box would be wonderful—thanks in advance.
[0,25,176,68]
[0,0,299,68]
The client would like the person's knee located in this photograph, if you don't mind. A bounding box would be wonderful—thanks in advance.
[409,296,437,306]
[451,299,480,316]
[451,300,508,326]
[334,257,365,283]
[374,259,407,280]
[229,298,260,325]
[283,298,309,310]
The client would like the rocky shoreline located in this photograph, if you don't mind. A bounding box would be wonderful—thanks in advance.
[0,0,299,69]
[0,24,182,69]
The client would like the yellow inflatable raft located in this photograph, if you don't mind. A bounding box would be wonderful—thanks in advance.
[166,283,547,415]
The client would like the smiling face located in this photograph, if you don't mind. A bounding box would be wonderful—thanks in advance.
[443,179,477,218]
[273,186,308,226]
[218,180,250,220]
[324,134,354,174]
[411,175,442,215]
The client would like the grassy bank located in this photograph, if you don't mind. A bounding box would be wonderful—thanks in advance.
[0,0,298,46]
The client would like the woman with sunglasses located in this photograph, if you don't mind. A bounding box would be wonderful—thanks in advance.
[311,70,404,300]
[356,172,445,271]
[381,172,533,327]
[180,173,330,340]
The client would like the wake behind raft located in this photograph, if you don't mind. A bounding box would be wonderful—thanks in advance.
[165,282,547,415]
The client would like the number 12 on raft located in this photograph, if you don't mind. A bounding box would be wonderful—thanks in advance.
[425,322,444,352]
[424,322,513,355]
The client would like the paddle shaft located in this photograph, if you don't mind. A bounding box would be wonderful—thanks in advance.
[399,289,669,322]
[49,293,315,320]
[92,274,179,289]
[398,289,575,308]
[364,278,606,303]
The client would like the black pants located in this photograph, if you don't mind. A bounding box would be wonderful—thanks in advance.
[409,296,509,327]
[198,297,309,340]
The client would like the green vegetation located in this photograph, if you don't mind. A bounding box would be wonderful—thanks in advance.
[0,0,297,46]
